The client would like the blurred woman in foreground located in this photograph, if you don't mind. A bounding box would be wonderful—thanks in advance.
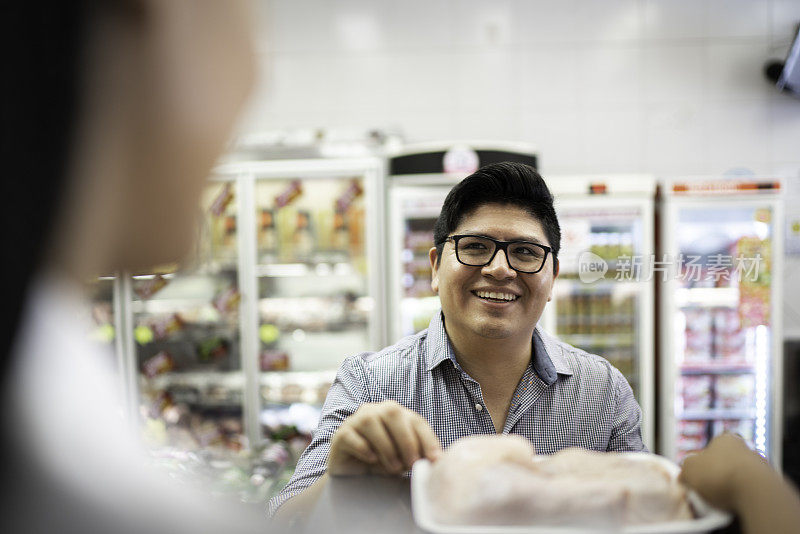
[0,2,261,532]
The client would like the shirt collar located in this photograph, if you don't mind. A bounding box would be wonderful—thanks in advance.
[424,310,574,382]
[424,311,454,372]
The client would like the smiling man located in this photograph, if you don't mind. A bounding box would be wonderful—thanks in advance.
[270,162,646,520]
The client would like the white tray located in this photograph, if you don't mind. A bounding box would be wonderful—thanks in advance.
[411,454,731,534]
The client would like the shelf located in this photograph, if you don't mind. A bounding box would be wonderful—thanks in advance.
[555,275,645,287]
[680,362,755,375]
[132,300,225,317]
[676,287,739,308]
[402,249,433,259]
[260,370,337,383]
[557,333,635,347]
[679,409,756,420]
[142,369,339,388]
[255,261,358,278]
[142,370,244,389]
[401,296,442,307]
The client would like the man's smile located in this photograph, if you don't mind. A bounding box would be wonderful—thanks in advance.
[472,289,520,303]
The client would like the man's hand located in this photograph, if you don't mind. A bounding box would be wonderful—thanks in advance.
[328,400,441,476]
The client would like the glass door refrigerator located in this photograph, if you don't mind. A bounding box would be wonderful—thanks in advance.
[390,186,453,341]
[117,158,385,503]
[223,158,386,493]
[659,178,783,466]
[546,175,656,450]
[387,141,538,341]
[129,177,248,453]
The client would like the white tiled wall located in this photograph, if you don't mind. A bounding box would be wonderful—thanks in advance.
[243,0,800,177]
[243,0,800,333]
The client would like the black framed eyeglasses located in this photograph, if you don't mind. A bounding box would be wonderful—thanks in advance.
[445,234,554,274]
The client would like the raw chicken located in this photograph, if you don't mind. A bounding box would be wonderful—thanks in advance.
[426,436,693,527]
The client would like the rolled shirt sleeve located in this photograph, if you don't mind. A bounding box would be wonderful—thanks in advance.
[267,355,373,516]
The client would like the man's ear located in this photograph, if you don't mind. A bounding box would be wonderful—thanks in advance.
[547,258,559,302]
[429,246,439,294]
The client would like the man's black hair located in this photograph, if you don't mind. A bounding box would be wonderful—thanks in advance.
[432,162,560,273]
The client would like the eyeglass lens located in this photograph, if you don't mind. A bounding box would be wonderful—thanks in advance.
[455,235,546,272]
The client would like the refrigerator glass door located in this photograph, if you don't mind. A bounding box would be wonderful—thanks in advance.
[391,189,450,340]
[255,174,374,460]
[671,204,774,462]
[133,180,246,453]
[85,277,118,370]
[552,202,652,444]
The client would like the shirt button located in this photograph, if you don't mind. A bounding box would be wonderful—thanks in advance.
[475,403,483,412]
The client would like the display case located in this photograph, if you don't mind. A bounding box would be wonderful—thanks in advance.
[659,178,783,465]
[109,158,385,502]
[547,175,656,450]
[131,180,247,453]
[231,159,387,449]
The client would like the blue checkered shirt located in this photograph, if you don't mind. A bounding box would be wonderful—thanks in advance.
[268,311,645,515]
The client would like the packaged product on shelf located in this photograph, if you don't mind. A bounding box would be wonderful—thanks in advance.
[197,336,230,363]
[209,182,234,216]
[677,420,709,452]
[221,214,236,251]
[737,236,772,327]
[262,441,291,469]
[206,384,239,405]
[134,274,169,300]
[683,308,713,361]
[260,349,290,372]
[679,375,712,411]
[213,285,241,314]
[274,179,303,208]
[145,390,175,418]
[292,210,315,261]
[193,420,225,448]
[330,211,350,252]
[405,229,434,253]
[678,420,707,437]
[219,417,244,439]
[713,307,740,332]
[161,397,192,424]
[334,179,363,213]
[713,419,755,445]
[347,205,365,261]
[258,208,278,256]
[685,333,712,361]
[280,383,304,404]
[142,350,175,378]
[714,330,746,360]
[715,374,755,410]
[150,313,186,340]
[739,284,771,328]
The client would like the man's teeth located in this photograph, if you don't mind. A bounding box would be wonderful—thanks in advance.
[475,291,517,301]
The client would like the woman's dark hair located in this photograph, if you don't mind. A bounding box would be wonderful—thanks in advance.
[0,3,89,379]
[432,162,561,272]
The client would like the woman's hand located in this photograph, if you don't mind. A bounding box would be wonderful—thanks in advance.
[679,433,769,510]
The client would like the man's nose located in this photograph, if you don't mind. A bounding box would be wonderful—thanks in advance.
[482,248,516,279]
